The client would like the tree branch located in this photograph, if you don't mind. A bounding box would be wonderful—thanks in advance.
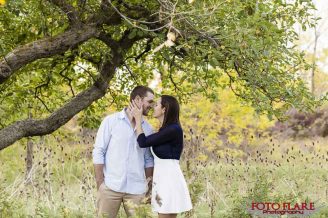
[0,57,116,150]
[0,1,156,149]
[124,38,153,62]
[47,0,81,26]
[0,21,147,150]
[123,63,138,83]
[34,74,52,113]
[0,24,99,84]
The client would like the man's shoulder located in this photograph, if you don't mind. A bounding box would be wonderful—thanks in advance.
[142,119,154,131]
[102,112,120,123]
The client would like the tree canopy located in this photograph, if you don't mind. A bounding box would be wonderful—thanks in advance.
[0,0,321,150]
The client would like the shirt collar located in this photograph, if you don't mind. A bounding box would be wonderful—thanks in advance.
[119,108,145,124]
[118,108,126,120]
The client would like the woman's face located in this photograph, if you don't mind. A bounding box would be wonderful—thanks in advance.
[153,98,165,118]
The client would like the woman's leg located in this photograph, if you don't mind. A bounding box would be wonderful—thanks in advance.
[158,213,177,218]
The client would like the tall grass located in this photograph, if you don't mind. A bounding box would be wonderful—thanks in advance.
[1,128,328,217]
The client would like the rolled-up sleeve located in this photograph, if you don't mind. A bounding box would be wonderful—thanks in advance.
[92,115,114,164]
[143,124,154,168]
[144,147,154,168]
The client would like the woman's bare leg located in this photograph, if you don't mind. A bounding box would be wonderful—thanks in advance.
[158,213,177,218]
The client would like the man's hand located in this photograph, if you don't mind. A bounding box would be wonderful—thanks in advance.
[144,176,152,204]
[96,180,104,191]
[142,195,151,204]
[144,167,153,203]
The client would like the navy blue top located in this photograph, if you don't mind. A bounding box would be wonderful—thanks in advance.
[137,123,183,160]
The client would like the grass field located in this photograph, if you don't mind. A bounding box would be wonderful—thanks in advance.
[1,130,328,217]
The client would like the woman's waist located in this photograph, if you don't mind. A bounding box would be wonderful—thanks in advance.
[154,158,180,167]
[151,146,182,158]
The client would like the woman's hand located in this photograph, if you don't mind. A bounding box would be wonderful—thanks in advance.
[129,99,143,123]
[129,99,145,136]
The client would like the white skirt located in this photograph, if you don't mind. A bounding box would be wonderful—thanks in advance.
[150,147,192,214]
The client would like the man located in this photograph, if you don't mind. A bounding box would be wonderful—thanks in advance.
[92,86,155,217]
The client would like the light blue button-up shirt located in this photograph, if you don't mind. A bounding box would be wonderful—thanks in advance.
[92,108,154,194]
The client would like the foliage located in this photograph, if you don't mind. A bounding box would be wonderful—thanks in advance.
[180,80,276,158]
[0,185,24,217]
[0,0,322,147]
[0,0,327,217]
[224,171,303,218]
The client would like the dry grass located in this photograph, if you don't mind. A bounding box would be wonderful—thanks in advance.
[0,129,328,217]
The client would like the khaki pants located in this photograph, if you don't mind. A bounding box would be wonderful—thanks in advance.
[97,182,145,218]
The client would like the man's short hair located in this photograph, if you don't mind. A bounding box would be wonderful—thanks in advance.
[130,86,154,102]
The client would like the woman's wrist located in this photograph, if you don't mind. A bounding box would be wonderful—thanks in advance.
[136,123,143,135]
[135,116,142,124]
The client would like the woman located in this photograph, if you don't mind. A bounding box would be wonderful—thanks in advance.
[129,95,192,218]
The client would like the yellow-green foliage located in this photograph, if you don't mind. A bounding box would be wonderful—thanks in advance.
[180,82,275,157]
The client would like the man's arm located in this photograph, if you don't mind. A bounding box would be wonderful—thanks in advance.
[92,115,113,190]
[94,164,105,190]
[141,121,154,198]
[144,146,154,201]
[145,167,153,183]
[145,167,153,201]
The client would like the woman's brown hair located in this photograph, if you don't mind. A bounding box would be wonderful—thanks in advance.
[160,95,181,129]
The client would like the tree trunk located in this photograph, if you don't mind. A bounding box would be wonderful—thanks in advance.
[25,105,33,184]
[311,25,319,94]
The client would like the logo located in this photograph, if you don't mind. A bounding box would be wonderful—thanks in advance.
[248,201,324,216]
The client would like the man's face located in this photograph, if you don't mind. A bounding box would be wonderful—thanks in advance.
[140,92,155,116]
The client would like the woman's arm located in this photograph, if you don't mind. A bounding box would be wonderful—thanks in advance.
[129,99,181,148]
[135,116,144,137]
[137,125,180,148]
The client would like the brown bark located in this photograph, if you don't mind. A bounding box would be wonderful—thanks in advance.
[0,24,99,84]
[311,26,319,94]
[25,138,33,183]
[25,106,33,183]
